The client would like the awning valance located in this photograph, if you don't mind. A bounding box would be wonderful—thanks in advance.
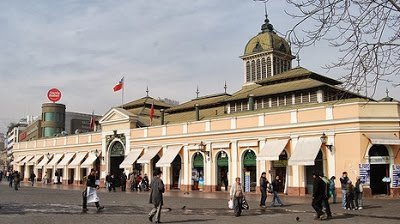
[19,155,34,165]
[365,133,400,145]
[80,152,98,168]
[257,139,289,161]
[56,153,76,168]
[156,145,182,167]
[36,156,50,168]
[46,154,64,167]
[14,156,26,164]
[69,152,88,168]
[288,137,322,166]
[26,155,44,166]
[137,147,162,164]
[119,148,143,169]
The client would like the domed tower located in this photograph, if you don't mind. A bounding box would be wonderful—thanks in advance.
[240,13,295,84]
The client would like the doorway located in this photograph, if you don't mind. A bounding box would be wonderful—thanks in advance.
[216,151,229,191]
[192,153,204,190]
[171,155,181,189]
[369,145,390,195]
[305,150,323,194]
[242,149,257,192]
[271,150,288,193]
[110,141,125,187]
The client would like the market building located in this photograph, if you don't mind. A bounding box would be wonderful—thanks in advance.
[13,13,400,197]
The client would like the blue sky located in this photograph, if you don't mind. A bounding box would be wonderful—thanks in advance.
[0,0,397,133]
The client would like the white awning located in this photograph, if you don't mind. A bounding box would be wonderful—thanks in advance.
[19,155,34,164]
[288,137,322,166]
[119,148,143,169]
[156,145,182,167]
[46,154,64,167]
[14,156,26,164]
[80,153,98,168]
[26,155,44,166]
[36,156,50,168]
[365,133,400,145]
[56,153,76,168]
[137,146,162,164]
[69,152,88,168]
[257,139,289,161]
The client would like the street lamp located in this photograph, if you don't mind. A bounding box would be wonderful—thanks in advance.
[320,133,333,152]
[196,141,210,158]
[46,153,51,160]
[95,149,104,161]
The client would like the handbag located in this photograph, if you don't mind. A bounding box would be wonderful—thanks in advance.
[228,199,234,209]
[242,198,249,210]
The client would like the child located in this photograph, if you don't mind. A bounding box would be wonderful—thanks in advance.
[346,181,355,210]
[354,176,363,210]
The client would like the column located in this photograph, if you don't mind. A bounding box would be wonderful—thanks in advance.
[182,145,190,192]
[231,140,238,184]
[63,166,68,184]
[205,143,213,192]
[257,138,266,193]
[327,132,336,178]
[24,165,30,182]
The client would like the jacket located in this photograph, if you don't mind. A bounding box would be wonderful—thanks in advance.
[86,174,97,188]
[313,176,326,199]
[340,176,349,190]
[260,176,268,191]
[149,176,165,206]
[230,182,245,198]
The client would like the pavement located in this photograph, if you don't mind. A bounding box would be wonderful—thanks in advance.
[0,181,399,224]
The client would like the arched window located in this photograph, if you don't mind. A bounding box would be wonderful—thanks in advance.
[261,58,266,79]
[256,59,261,80]
[246,61,251,82]
[251,60,256,81]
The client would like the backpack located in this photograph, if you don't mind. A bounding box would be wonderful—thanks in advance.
[322,176,331,198]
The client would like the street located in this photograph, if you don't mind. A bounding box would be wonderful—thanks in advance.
[0,182,399,224]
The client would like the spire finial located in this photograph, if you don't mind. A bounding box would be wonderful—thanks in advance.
[196,86,200,98]
[146,86,149,97]
[254,0,274,33]
[296,54,301,67]
[224,81,227,94]
[386,88,389,97]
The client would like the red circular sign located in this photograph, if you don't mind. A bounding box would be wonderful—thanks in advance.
[47,88,62,103]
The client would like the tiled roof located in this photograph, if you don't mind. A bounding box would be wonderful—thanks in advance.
[122,96,172,109]
[166,93,230,113]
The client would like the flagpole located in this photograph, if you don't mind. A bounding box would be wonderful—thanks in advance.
[121,76,124,107]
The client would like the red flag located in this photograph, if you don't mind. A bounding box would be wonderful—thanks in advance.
[150,101,154,125]
[113,77,124,92]
[89,112,95,131]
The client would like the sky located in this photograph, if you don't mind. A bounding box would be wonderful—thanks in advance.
[0,0,398,134]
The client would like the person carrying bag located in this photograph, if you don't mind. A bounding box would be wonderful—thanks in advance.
[230,177,245,217]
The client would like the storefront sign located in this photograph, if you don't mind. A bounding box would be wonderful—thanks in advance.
[272,160,288,168]
[244,171,251,192]
[393,165,400,187]
[369,156,390,164]
[47,88,62,103]
[359,164,370,185]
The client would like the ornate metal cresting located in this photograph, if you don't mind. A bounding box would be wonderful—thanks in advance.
[106,130,126,150]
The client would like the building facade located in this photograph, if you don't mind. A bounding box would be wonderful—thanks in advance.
[12,14,400,197]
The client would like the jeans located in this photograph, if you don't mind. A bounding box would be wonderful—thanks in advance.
[260,189,267,206]
[355,192,363,208]
[270,191,283,206]
[341,190,347,208]
[233,196,243,216]
[149,204,162,222]
[322,198,332,216]
[330,188,336,203]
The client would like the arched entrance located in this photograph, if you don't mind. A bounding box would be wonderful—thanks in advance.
[171,155,181,189]
[305,150,324,194]
[271,150,288,193]
[109,141,125,187]
[192,153,204,190]
[242,149,257,192]
[369,145,390,195]
[216,151,229,191]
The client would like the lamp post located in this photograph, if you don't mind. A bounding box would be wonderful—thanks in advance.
[320,133,333,152]
[197,141,210,158]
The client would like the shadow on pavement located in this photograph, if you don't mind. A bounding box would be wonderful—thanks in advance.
[161,219,215,223]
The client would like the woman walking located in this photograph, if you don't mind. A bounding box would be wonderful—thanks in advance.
[230,177,245,217]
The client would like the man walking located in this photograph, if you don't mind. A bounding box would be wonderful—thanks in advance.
[120,172,127,192]
[82,169,104,213]
[30,172,36,186]
[148,169,165,223]
[312,172,327,220]
[340,172,349,209]
[259,172,269,208]
[270,175,283,207]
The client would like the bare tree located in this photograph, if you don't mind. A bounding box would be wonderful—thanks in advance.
[285,0,400,96]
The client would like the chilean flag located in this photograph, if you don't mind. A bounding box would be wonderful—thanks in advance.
[150,101,154,125]
[89,111,95,131]
[113,77,124,92]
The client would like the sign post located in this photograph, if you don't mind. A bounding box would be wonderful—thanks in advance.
[47,88,62,103]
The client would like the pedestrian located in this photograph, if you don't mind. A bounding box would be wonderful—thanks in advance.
[312,171,327,220]
[329,176,336,203]
[354,176,363,210]
[148,169,165,223]
[270,175,283,207]
[259,172,269,208]
[321,175,332,219]
[121,172,127,192]
[82,169,104,213]
[43,172,49,184]
[142,173,150,191]
[340,171,349,209]
[13,171,20,191]
[129,172,135,191]
[346,181,355,210]
[106,172,112,192]
[230,177,245,217]
[8,171,14,188]
[30,172,36,186]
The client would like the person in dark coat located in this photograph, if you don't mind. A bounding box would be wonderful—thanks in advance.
[148,169,165,223]
[270,175,283,207]
[30,172,36,186]
[120,172,127,192]
[13,171,20,191]
[259,172,269,207]
[312,171,327,220]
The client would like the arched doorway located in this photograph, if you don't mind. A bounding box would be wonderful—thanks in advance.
[242,149,257,192]
[171,155,181,189]
[369,145,390,195]
[216,151,229,191]
[109,141,125,187]
[271,150,288,193]
[192,153,204,190]
[305,150,324,194]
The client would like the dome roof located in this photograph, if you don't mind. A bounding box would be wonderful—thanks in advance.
[243,16,292,56]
